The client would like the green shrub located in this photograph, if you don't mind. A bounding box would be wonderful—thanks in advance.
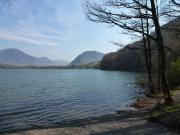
[168,57,180,86]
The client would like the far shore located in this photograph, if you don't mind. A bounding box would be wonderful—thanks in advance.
[0,63,100,70]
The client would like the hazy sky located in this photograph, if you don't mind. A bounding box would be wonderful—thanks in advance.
[0,0,132,61]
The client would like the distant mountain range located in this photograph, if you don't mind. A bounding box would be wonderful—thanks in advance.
[0,48,104,67]
[0,48,69,66]
[71,51,104,65]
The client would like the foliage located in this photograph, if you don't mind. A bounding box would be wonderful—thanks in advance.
[100,47,144,72]
[152,104,180,117]
[168,57,180,86]
[149,103,180,129]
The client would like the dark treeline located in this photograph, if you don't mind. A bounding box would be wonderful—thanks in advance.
[100,18,180,83]
[0,62,99,69]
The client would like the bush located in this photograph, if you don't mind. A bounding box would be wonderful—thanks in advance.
[168,57,180,86]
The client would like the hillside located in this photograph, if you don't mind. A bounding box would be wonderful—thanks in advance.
[0,48,69,66]
[100,18,180,72]
[71,51,104,65]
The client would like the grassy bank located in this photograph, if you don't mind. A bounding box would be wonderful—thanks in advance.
[149,88,180,129]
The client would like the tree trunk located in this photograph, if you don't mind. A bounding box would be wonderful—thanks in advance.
[157,51,161,92]
[150,0,173,103]
[139,9,155,95]
[146,15,155,95]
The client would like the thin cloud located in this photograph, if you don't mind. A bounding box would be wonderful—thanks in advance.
[0,0,77,47]
[0,22,73,46]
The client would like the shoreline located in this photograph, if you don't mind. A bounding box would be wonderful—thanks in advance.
[2,107,136,134]
[3,90,180,135]
[3,105,180,135]
[1,109,149,134]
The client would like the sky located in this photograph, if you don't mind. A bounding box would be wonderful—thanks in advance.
[0,0,132,61]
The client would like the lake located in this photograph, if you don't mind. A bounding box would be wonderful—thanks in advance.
[0,69,140,133]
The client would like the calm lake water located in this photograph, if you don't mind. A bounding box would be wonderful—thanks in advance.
[0,69,140,133]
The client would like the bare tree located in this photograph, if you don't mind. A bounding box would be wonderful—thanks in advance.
[84,0,179,104]
[139,5,155,95]
[84,0,157,96]
[172,0,180,6]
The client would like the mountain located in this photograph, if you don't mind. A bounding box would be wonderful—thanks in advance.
[0,48,69,66]
[71,51,104,65]
[100,18,180,72]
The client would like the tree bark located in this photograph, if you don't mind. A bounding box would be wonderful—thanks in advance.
[150,0,173,103]
[146,15,155,95]
[139,9,153,95]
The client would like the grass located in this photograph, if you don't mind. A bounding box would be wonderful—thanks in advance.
[151,104,180,117]
[148,88,180,128]
[149,103,180,129]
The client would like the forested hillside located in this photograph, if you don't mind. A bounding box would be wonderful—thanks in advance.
[100,18,180,72]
